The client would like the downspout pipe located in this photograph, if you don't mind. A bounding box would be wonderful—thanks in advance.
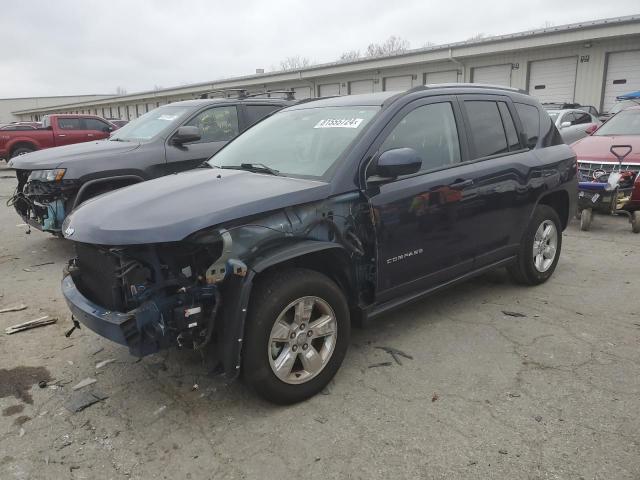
[448,48,466,82]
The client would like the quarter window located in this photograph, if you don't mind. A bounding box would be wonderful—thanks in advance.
[515,103,540,148]
[380,102,461,172]
[498,102,520,150]
[185,106,239,143]
[464,101,508,158]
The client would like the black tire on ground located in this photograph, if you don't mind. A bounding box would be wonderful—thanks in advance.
[580,208,592,231]
[10,146,35,158]
[243,268,350,404]
[508,205,563,286]
[632,211,640,234]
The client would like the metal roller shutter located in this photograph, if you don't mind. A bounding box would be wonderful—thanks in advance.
[349,79,374,95]
[318,83,340,97]
[292,86,311,99]
[424,70,458,84]
[528,57,578,103]
[384,75,413,91]
[472,64,512,86]
[602,50,640,112]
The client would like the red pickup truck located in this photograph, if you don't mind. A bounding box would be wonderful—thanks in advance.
[0,114,116,160]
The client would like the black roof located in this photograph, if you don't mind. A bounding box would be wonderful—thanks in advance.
[168,97,296,108]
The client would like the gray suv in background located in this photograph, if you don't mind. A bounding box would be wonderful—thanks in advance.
[8,96,295,234]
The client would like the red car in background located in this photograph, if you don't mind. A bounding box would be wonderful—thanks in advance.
[571,106,640,210]
[0,114,116,160]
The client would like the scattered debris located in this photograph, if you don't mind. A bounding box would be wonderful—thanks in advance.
[502,311,526,318]
[507,392,521,398]
[28,261,54,268]
[375,346,413,365]
[38,380,47,389]
[191,383,199,391]
[498,449,508,455]
[72,378,97,391]
[467,461,477,466]
[5,316,57,335]
[314,416,328,424]
[0,304,27,314]
[534,415,543,422]
[432,393,439,402]
[61,344,74,350]
[91,346,104,356]
[19,428,25,437]
[95,359,115,369]
[153,405,167,416]
[368,361,393,368]
[64,390,108,413]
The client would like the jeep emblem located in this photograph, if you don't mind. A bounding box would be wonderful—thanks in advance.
[64,226,74,237]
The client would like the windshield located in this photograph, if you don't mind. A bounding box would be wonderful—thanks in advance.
[609,100,640,115]
[595,109,640,136]
[208,106,379,178]
[110,106,191,142]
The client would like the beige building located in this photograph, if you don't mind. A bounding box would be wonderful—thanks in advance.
[12,15,640,122]
[0,95,111,124]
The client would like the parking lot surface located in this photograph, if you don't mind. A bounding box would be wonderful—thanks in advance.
[0,168,639,479]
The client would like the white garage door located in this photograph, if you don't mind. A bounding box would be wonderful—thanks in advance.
[292,86,311,99]
[349,79,374,95]
[472,64,512,86]
[424,70,458,84]
[318,83,340,97]
[528,57,578,103]
[384,75,413,91]
[602,50,640,112]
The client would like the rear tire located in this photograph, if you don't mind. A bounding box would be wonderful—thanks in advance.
[10,146,34,158]
[243,268,350,404]
[580,209,592,231]
[508,205,562,286]
[632,211,640,234]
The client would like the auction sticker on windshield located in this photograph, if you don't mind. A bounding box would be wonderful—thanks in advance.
[314,118,364,129]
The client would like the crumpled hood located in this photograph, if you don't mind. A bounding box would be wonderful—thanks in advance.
[64,168,330,245]
[8,140,141,170]
[571,135,640,164]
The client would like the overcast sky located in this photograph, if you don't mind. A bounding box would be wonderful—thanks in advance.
[1,1,638,98]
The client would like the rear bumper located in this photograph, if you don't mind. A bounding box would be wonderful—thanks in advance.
[61,275,153,356]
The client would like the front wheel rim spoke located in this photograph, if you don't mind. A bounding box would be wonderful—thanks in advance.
[294,298,314,326]
[300,346,323,374]
[271,319,291,342]
[274,348,297,378]
[308,314,335,338]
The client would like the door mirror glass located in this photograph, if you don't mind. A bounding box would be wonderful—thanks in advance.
[172,126,201,145]
[560,121,571,128]
[370,148,422,180]
[585,124,598,135]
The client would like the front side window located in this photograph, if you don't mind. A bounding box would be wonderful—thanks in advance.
[209,106,379,178]
[465,101,507,158]
[185,106,239,143]
[58,118,82,130]
[595,109,640,136]
[380,102,461,172]
[109,106,191,142]
[84,118,111,131]
[572,112,592,125]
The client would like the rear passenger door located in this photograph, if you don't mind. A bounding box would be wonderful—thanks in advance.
[165,105,240,173]
[458,95,531,268]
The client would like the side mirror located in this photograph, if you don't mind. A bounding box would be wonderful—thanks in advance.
[369,148,422,182]
[102,126,113,133]
[585,124,598,135]
[560,121,571,128]
[172,126,201,145]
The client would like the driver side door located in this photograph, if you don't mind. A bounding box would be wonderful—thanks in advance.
[164,105,239,173]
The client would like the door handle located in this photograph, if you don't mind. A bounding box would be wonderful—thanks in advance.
[87,133,94,137]
[449,179,474,190]
[57,134,66,137]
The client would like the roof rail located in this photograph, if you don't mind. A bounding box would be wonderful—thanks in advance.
[406,83,527,94]
[245,89,296,100]
[199,88,249,99]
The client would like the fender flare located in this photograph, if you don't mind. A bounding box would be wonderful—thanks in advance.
[219,241,347,378]
[72,174,145,210]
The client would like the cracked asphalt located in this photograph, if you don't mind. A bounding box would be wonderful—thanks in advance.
[0,167,639,479]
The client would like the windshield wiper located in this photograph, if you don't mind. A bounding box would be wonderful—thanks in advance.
[218,163,279,176]
[110,137,128,142]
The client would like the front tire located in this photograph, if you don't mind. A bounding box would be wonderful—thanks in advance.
[632,211,640,234]
[580,208,592,231]
[243,268,350,404]
[508,205,562,285]
[10,146,34,158]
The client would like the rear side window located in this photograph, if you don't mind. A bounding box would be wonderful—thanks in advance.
[245,105,281,127]
[58,118,83,130]
[381,102,461,172]
[515,103,540,148]
[464,101,507,158]
[497,102,520,150]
